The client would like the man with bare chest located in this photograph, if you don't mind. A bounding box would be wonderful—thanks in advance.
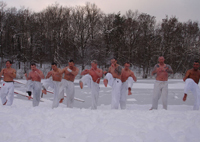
[120,61,137,109]
[59,60,79,108]
[42,62,62,108]
[182,61,200,110]
[150,56,173,110]
[79,60,102,109]
[103,58,123,109]
[25,63,44,107]
[0,60,16,106]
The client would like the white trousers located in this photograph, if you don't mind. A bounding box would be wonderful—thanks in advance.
[43,79,62,108]
[80,74,100,109]
[0,82,14,106]
[184,78,200,110]
[27,80,42,107]
[121,77,134,109]
[151,81,168,110]
[60,79,75,108]
[105,73,122,109]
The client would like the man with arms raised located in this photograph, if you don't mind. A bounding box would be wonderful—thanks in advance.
[183,61,200,110]
[59,59,79,108]
[25,63,44,107]
[42,62,62,108]
[150,56,173,110]
[121,61,137,109]
[103,58,123,109]
[0,60,16,106]
[79,60,102,109]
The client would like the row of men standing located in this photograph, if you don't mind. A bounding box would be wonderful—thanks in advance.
[0,57,200,110]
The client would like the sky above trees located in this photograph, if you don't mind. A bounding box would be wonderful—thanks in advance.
[5,0,200,23]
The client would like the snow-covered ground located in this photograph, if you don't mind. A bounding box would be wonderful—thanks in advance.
[0,79,200,142]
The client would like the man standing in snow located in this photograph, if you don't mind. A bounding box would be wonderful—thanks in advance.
[42,62,62,108]
[25,63,44,107]
[120,61,137,109]
[103,57,123,109]
[79,60,103,109]
[150,56,173,110]
[183,61,200,110]
[0,60,16,106]
[59,59,79,108]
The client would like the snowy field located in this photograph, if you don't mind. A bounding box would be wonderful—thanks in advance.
[0,79,200,142]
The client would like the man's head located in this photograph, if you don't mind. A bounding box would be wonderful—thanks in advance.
[68,59,74,68]
[91,60,98,69]
[111,57,117,67]
[124,61,130,70]
[6,60,12,68]
[31,63,36,71]
[158,56,165,64]
[51,62,57,71]
[193,60,199,71]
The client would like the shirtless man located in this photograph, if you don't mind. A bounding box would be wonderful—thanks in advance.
[182,61,200,110]
[79,60,102,109]
[103,58,123,109]
[0,60,16,106]
[42,62,62,108]
[25,63,44,107]
[59,59,79,108]
[120,61,137,109]
[150,56,173,110]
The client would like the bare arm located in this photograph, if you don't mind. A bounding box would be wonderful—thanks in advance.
[71,67,79,76]
[46,71,52,79]
[165,64,173,74]
[152,64,159,75]
[183,70,190,82]
[24,73,31,80]
[35,69,44,79]
[81,69,89,75]
[131,71,137,82]
[93,69,103,78]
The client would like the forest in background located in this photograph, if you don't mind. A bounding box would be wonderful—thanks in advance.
[0,1,199,78]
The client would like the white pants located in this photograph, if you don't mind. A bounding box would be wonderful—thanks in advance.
[184,78,200,110]
[0,82,14,106]
[43,79,62,108]
[60,79,75,108]
[151,81,168,110]
[80,74,100,109]
[121,77,134,109]
[105,73,122,109]
[27,80,42,107]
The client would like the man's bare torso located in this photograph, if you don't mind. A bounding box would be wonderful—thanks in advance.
[121,69,132,82]
[186,69,200,84]
[29,70,42,82]
[154,64,170,81]
[63,66,78,82]
[89,69,101,84]
[2,68,16,81]
[51,69,62,82]
[109,64,122,79]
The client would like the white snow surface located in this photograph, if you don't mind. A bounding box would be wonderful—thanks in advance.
[0,79,200,142]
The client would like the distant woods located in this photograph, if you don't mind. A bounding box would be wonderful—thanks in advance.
[0,2,199,77]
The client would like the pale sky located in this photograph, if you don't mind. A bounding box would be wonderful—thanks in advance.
[4,0,200,23]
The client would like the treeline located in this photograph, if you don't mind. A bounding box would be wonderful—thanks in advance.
[0,2,199,77]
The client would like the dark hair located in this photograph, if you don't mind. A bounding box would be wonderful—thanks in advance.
[51,62,57,66]
[69,59,74,63]
[6,60,12,64]
[111,57,117,61]
[31,63,36,66]
[125,61,130,64]
[194,60,199,63]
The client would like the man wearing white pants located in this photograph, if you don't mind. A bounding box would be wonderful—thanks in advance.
[150,56,173,110]
[59,60,79,108]
[42,62,62,108]
[103,58,123,109]
[183,61,200,110]
[79,60,102,109]
[121,61,137,109]
[25,63,44,107]
[0,60,16,106]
